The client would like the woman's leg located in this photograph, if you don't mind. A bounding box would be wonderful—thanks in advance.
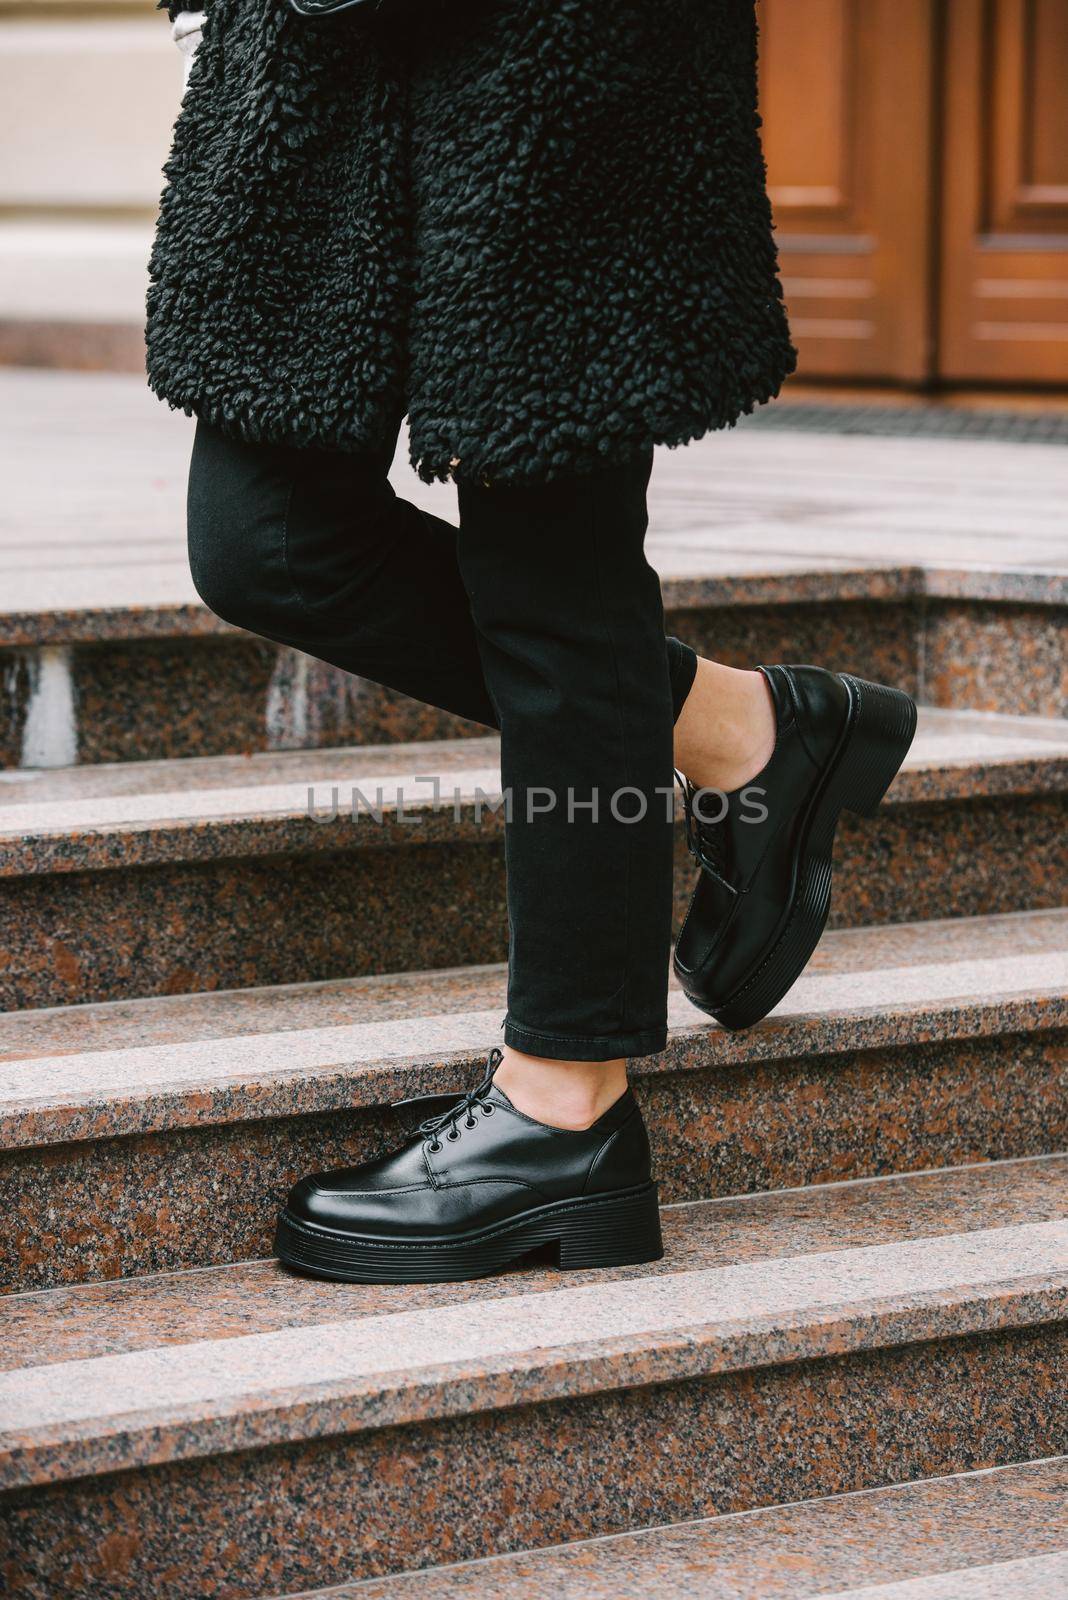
[246,427,916,1283]
[274,447,679,1280]
[186,418,498,727]
[187,416,708,744]
[455,452,677,1124]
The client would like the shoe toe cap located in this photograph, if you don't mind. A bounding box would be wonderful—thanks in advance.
[284,1141,434,1231]
[285,1172,351,1230]
[283,1168,433,1238]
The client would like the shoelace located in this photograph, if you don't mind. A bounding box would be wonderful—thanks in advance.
[419,1046,503,1152]
[677,770,736,893]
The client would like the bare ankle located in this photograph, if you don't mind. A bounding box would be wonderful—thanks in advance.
[493,1047,629,1130]
[674,659,776,794]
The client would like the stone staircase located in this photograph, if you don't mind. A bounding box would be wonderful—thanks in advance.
[0,379,1066,1597]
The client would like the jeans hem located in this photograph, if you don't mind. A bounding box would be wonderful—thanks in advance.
[503,1018,667,1063]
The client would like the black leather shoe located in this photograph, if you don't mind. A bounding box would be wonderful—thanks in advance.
[275,1050,663,1282]
[674,665,917,1031]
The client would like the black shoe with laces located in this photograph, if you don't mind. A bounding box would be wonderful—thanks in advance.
[673,664,917,1031]
[274,1049,664,1283]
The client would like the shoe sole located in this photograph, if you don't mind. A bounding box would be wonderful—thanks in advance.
[274,1181,664,1283]
[680,675,918,1033]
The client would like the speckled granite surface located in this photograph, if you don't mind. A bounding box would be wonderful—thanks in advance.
[3,1027,1064,1292]
[7,595,1063,769]
[827,1552,1068,1599]
[923,603,1068,720]
[1,378,1063,1599]
[644,1029,1066,1207]
[3,605,921,769]
[4,595,1061,769]
[9,1219,1063,1487]
[0,911,1064,1289]
[2,1326,1065,1599]
[1,1154,1065,1490]
[61,640,488,767]
[3,908,1061,1060]
[5,1154,1065,1371]
[2,711,1065,876]
[0,711,1065,1011]
[0,841,510,1013]
[666,599,921,708]
[4,371,1064,770]
[2,793,1061,1012]
[261,1457,1068,1598]
[3,910,1064,1149]
[5,371,1065,650]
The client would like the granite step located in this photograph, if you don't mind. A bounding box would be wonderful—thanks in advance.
[259,1456,1068,1599]
[3,369,1066,767]
[1,908,1064,1291]
[8,566,1063,768]
[1,707,1066,1011]
[2,1156,1066,1598]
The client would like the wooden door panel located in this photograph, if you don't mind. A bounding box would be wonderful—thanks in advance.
[940,0,1068,382]
[760,0,853,212]
[990,0,1068,224]
[757,0,936,381]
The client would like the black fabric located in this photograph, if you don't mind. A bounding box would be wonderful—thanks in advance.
[668,633,699,713]
[148,0,795,487]
[189,419,697,1058]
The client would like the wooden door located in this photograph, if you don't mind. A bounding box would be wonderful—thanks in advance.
[756,0,937,381]
[940,0,1068,383]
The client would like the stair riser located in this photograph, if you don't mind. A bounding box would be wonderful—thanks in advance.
[0,638,487,772]
[2,1325,1063,1598]
[4,598,1063,768]
[922,601,1068,721]
[2,796,1064,1011]
[0,843,509,1012]
[679,597,1067,721]
[3,1030,1062,1292]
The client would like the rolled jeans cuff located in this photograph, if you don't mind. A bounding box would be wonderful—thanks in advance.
[503,1017,668,1063]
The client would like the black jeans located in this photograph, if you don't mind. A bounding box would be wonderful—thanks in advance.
[187,419,698,1060]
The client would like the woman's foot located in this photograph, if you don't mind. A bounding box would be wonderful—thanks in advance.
[275,1050,663,1283]
[674,664,917,1031]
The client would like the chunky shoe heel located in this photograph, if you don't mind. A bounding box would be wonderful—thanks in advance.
[836,676,918,818]
[556,1182,664,1271]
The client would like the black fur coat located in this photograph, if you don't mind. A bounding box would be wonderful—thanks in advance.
[148,0,795,485]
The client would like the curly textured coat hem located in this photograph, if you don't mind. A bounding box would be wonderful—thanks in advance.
[147,0,796,488]
[146,377,789,487]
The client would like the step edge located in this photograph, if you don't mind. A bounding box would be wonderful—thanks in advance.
[4,907,1062,1028]
[2,748,1066,877]
[1,985,1063,1154]
[0,604,236,651]
[0,705,1061,800]
[5,560,1066,652]
[1,1261,1063,1494]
